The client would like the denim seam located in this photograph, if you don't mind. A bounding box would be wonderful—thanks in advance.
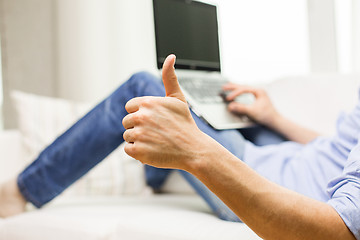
[17,174,43,208]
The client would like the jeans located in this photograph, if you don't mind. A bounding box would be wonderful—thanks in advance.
[17,72,283,222]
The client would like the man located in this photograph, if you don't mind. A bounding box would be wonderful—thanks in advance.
[0,55,358,239]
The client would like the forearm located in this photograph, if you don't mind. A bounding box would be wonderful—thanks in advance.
[266,112,320,144]
[186,136,354,240]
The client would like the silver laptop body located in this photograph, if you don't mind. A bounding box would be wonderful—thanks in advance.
[153,0,254,129]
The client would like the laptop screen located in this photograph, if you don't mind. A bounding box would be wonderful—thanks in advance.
[153,0,221,72]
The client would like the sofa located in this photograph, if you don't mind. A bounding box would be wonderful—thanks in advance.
[0,74,359,240]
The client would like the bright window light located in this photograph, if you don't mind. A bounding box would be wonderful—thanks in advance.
[335,0,352,74]
[208,0,310,84]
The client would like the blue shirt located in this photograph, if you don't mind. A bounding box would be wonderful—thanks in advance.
[243,89,360,239]
[328,141,360,239]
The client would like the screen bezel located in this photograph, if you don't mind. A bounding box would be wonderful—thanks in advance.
[153,0,221,72]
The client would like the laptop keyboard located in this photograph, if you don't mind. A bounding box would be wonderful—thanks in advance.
[180,77,225,103]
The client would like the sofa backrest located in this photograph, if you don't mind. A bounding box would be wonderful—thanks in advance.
[265,74,360,136]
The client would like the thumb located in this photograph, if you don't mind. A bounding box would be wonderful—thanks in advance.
[162,54,186,103]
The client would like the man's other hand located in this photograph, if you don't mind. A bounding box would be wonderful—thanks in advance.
[222,83,280,127]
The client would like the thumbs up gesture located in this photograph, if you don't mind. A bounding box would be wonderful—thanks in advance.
[122,55,208,170]
[161,54,187,102]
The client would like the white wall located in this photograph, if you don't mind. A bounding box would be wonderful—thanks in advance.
[56,0,112,102]
[55,0,157,103]
[212,0,310,84]
[334,0,360,74]
[308,0,337,73]
[335,0,352,73]
[0,0,57,128]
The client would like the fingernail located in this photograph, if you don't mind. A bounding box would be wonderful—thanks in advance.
[169,54,176,60]
[168,54,176,66]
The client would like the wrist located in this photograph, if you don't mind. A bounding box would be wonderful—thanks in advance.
[182,131,220,174]
[264,110,283,129]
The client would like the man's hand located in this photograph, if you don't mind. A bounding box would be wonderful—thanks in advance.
[122,54,210,169]
[223,83,320,144]
[222,83,280,127]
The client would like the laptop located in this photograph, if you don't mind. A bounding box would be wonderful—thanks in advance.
[153,0,255,129]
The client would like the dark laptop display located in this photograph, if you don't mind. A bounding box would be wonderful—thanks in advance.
[153,0,221,72]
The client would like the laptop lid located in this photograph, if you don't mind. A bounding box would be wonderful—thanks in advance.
[153,0,221,72]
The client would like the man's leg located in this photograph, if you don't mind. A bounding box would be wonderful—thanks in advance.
[12,72,166,209]
[239,125,287,146]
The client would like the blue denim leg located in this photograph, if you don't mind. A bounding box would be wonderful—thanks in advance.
[145,166,173,190]
[239,125,287,146]
[17,72,166,208]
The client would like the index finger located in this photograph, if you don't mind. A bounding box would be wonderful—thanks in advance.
[125,97,143,113]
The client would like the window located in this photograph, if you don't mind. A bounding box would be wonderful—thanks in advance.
[335,0,354,74]
[211,0,310,84]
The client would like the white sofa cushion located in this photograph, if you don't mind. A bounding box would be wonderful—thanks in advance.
[10,91,149,198]
[266,74,360,135]
[0,195,261,240]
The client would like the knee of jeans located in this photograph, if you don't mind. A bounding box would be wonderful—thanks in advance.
[107,71,159,107]
[128,71,160,89]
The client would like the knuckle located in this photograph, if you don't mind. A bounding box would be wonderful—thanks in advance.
[125,98,135,111]
[125,145,146,161]
[130,129,139,141]
[124,144,137,158]
[140,97,154,108]
[122,115,129,127]
[257,88,266,94]
[134,129,144,140]
[123,131,128,141]
[141,112,150,121]
[138,111,152,123]
[124,130,132,142]
[132,113,144,123]
[124,144,133,155]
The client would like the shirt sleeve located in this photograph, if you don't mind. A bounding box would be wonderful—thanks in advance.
[327,141,360,239]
